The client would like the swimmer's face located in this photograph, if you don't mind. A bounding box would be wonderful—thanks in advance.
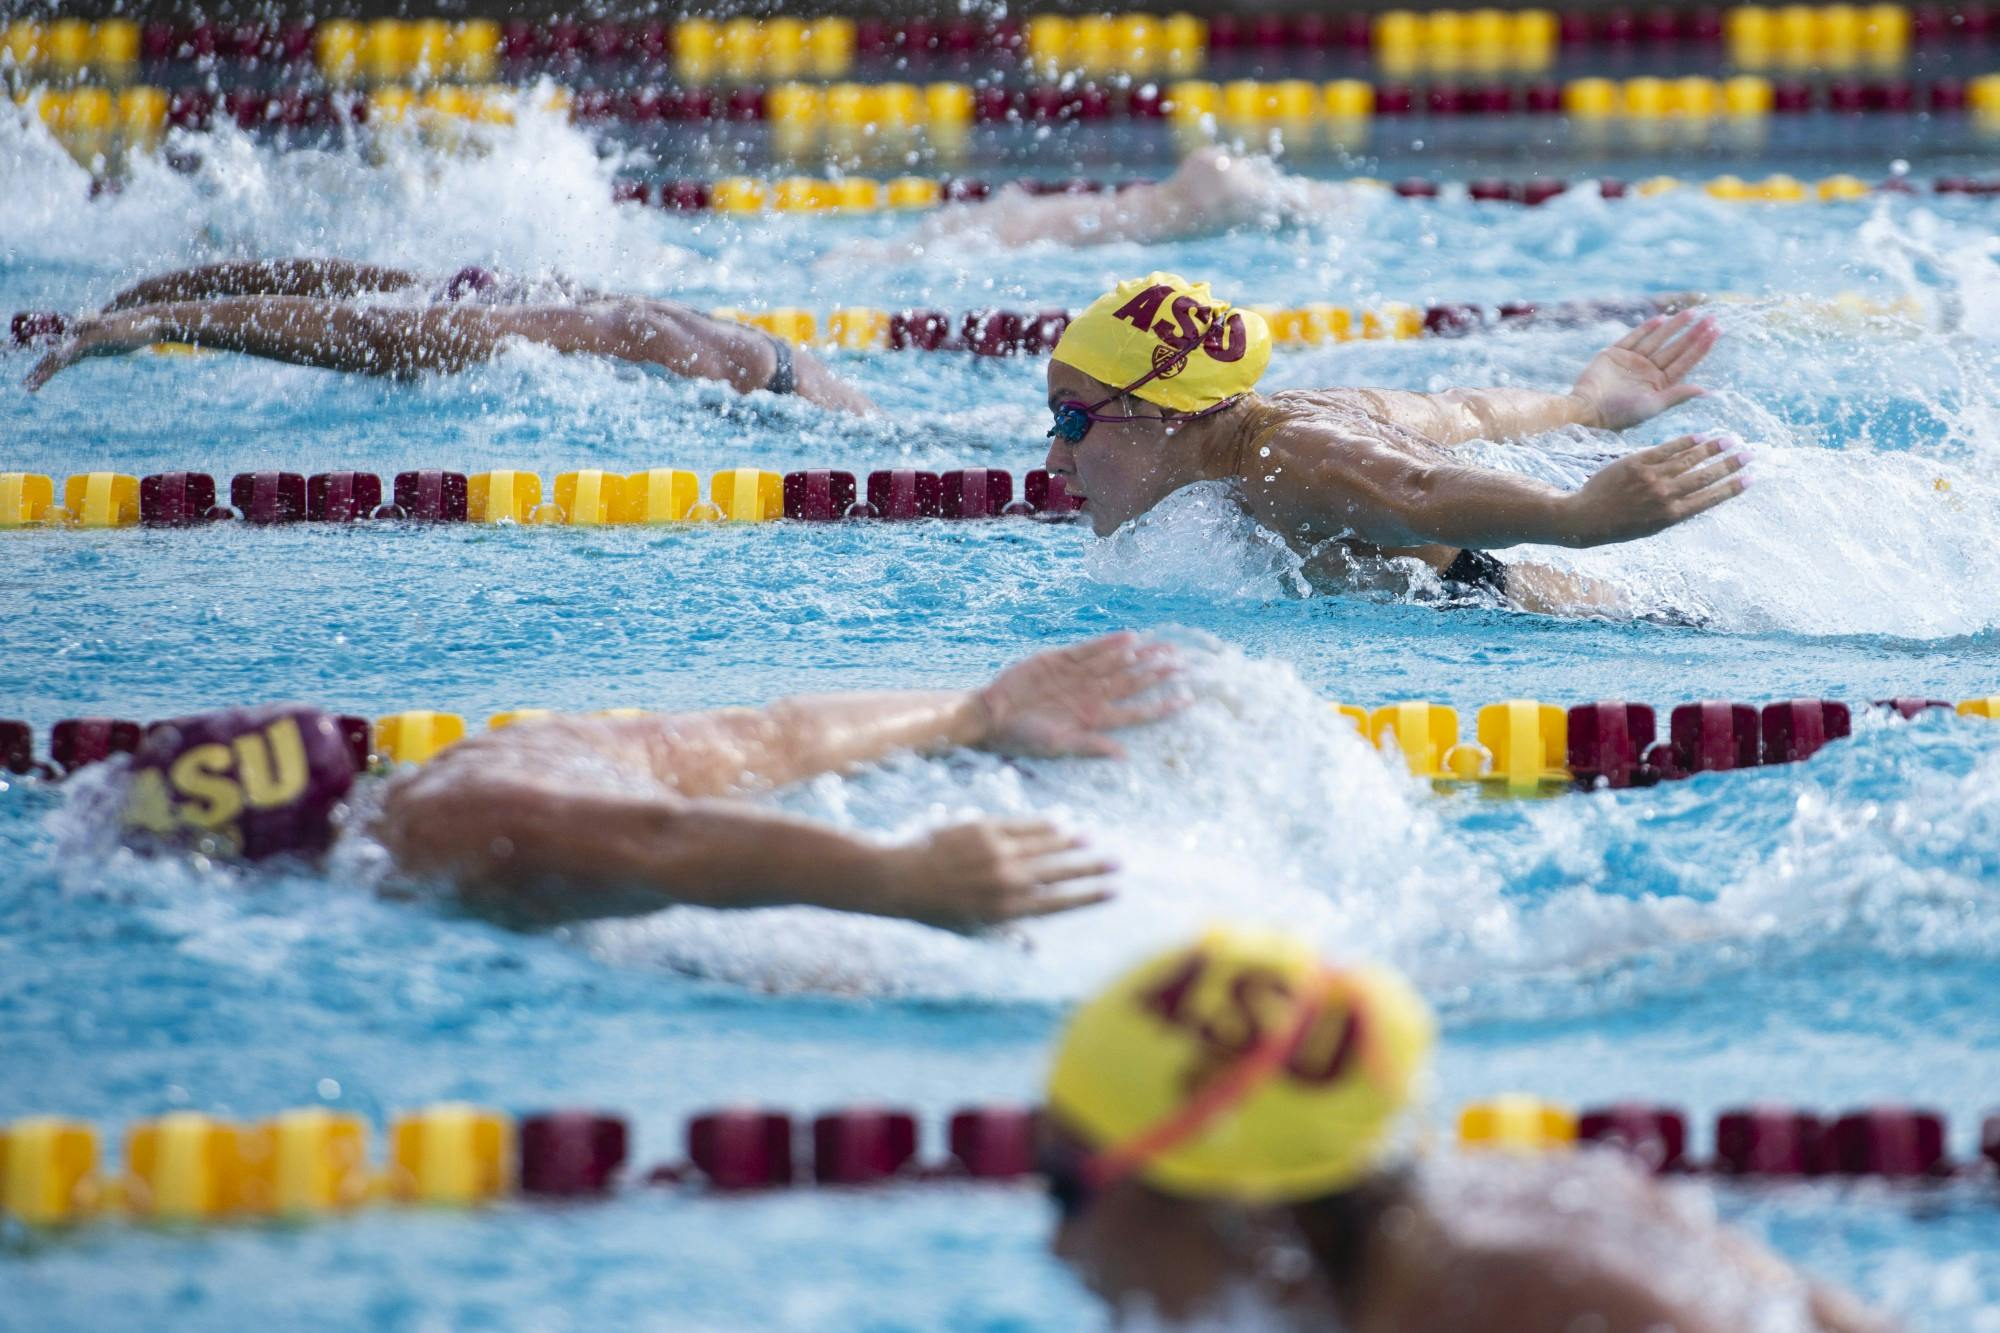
[1045,361,1190,538]
[1051,1176,1244,1322]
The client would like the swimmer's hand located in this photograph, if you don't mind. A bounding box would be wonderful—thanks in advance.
[973,631,1187,760]
[22,313,157,391]
[878,819,1115,931]
[1570,310,1720,431]
[1560,434,1751,545]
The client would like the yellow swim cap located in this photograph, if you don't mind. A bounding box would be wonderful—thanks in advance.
[1046,925,1433,1205]
[1051,272,1272,415]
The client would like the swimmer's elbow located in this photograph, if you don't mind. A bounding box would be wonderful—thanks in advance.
[590,301,645,344]
[348,308,437,375]
[1359,460,1449,545]
[590,302,664,359]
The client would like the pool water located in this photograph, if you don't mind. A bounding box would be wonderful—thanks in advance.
[5,104,2000,1330]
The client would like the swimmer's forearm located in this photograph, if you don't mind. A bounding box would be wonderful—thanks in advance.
[120,298,511,374]
[1380,465,1583,549]
[716,692,987,791]
[1361,388,1600,446]
[612,692,985,797]
[102,261,423,311]
[558,802,918,917]
[1441,388,1603,440]
[384,778,932,922]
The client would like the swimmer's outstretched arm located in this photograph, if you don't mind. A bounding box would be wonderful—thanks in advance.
[1249,425,1750,551]
[376,634,1186,931]
[1353,311,1721,445]
[24,297,875,412]
[841,148,1312,257]
[618,632,1182,795]
[25,296,539,383]
[100,260,426,312]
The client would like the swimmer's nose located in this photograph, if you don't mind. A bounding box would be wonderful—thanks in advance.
[1045,436,1075,477]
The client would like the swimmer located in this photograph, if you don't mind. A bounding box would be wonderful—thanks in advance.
[1043,925,1898,1332]
[21,257,874,413]
[1043,272,1747,616]
[112,633,1182,932]
[839,147,1347,260]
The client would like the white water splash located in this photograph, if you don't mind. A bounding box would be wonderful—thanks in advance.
[0,89,695,297]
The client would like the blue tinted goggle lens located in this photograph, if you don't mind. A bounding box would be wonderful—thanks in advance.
[1038,1147,1096,1221]
[1048,402,1092,443]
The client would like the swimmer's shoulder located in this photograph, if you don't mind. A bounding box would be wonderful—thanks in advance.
[404,713,662,779]
[1372,1153,1733,1333]
[1263,387,1374,415]
[1239,390,1384,463]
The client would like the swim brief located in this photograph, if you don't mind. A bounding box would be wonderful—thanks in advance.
[1440,548,1508,599]
[763,332,797,395]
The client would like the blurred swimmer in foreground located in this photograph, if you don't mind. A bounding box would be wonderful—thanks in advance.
[1044,272,1748,617]
[20,257,875,413]
[838,147,1347,259]
[1043,925,1897,1332]
[111,633,1182,932]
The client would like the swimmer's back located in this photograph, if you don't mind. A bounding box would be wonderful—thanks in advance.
[1364,1151,1893,1333]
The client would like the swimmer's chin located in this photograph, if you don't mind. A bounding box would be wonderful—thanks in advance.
[1086,507,1124,538]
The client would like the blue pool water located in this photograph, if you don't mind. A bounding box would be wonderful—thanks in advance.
[5,103,2000,1329]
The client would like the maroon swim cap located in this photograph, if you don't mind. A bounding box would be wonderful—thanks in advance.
[121,706,358,861]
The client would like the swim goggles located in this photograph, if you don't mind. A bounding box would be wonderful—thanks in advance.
[1038,1139,1099,1222]
[1047,394,1166,444]
[1046,312,1245,445]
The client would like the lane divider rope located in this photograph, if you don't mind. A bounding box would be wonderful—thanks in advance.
[9,290,1925,368]
[6,695,1995,783]
[601,172,2000,212]
[16,72,2000,137]
[0,7,1973,86]
[1,1098,1993,1226]
[0,467,1084,532]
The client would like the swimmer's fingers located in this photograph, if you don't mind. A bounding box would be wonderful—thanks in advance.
[1003,886,1116,921]
[1633,434,1718,469]
[1099,663,1183,707]
[1099,692,1193,732]
[1023,854,1118,887]
[1656,435,1729,476]
[980,634,1179,760]
[1073,630,1148,662]
[1658,317,1721,380]
[1671,471,1752,521]
[1002,826,1089,859]
[1089,641,1176,676]
[1671,451,1752,505]
[1612,315,1663,351]
[22,344,79,391]
[1620,310,1696,357]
